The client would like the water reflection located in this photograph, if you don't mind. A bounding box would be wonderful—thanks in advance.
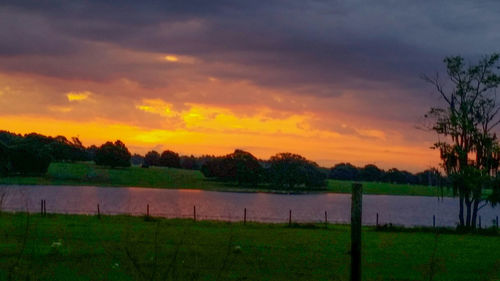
[0,185,498,227]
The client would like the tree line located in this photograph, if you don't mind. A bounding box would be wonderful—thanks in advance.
[329,163,442,186]
[0,131,133,175]
[0,129,444,190]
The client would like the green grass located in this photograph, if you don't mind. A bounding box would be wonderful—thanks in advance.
[0,212,498,281]
[0,162,455,196]
[327,179,455,197]
[0,162,223,190]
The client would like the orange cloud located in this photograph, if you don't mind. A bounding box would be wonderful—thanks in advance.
[0,66,439,172]
[136,99,176,117]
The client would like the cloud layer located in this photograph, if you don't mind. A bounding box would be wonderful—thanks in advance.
[1,0,499,171]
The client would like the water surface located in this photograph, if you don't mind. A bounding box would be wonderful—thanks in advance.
[1,185,498,227]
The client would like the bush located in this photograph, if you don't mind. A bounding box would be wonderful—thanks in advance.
[94,140,131,168]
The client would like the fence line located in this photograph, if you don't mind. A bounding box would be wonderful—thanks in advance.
[1,202,499,229]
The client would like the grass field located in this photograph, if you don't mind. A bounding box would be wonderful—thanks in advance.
[0,162,455,197]
[0,212,498,281]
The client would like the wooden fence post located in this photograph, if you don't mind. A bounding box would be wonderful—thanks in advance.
[288,209,292,226]
[194,205,197,222]
[40,199,43,216]
[147,204,150,217]
[478,216,481,229]
[433,215,436,228]
[97,204,101,219]
[324,211,328,226]
[244,208,247,225]
[43,200,46,216]
[376,213,379,227]
[350,183,362,281]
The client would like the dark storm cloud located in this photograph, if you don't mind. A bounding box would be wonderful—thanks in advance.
[0,0,499,96]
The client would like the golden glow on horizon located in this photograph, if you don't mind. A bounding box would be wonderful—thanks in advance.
[48,106,72,113]
[66,91,91,102]
[0,115,438,171]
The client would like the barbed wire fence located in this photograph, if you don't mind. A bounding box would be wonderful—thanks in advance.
[2,199,500,229]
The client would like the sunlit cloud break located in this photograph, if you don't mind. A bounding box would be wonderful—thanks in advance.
[66,91,92,102]
[164,55,179,62]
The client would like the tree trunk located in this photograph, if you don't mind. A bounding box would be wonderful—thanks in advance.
[471,199,479,229]
[459,194,464,226]
[465,197,472,227]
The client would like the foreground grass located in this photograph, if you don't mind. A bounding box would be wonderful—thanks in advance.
[0,213,498,281]
[0,162,454,196]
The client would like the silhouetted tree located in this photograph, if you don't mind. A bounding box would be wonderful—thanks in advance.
[227,149,263,185]
[415,169,442,186]
[180,155,199,170]
[0,131,22,146]
[144,150,161,166]
[329,163,359,180]
[0,141,9,176]
[47,136,87,162]
[159,150,181,168]
[423,54,500,228]
[86,145,98,161]
[359,164,383,182]
[201,157,222,178]
[268,153,326,189]
[8,143,52,175]
[383,168,417,184]
[201,150,263,185]
[94,140,131,168]
[131,154,144,166]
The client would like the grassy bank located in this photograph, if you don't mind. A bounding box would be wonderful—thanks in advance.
[327,179,454,197]
[0,212,498,280]
[0,162,454,196]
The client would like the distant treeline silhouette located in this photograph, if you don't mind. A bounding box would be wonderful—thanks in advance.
[0,130,441,188]
[329,163,441,186]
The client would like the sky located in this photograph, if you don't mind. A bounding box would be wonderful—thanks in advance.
[1,1,499,172]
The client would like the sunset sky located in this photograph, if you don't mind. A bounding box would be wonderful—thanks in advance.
[1,1,499,172]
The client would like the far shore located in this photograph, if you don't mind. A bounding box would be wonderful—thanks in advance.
[0,162,456,197]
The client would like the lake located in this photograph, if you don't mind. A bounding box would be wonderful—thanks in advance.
[1,185,499,227]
